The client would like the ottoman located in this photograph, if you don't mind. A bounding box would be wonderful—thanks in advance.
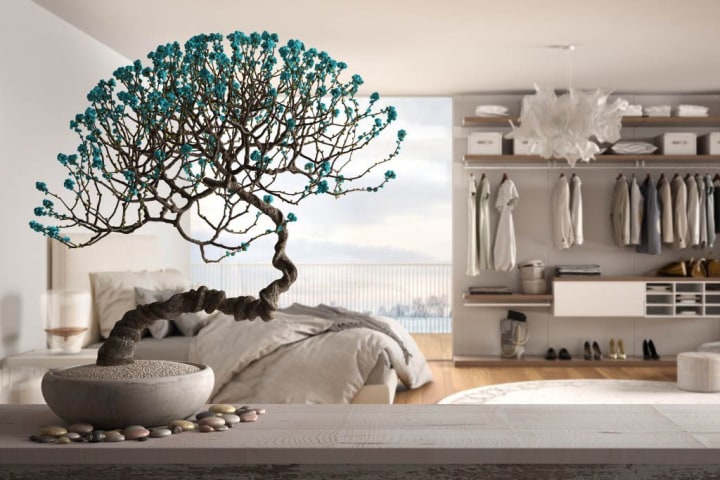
[677,352,720,393]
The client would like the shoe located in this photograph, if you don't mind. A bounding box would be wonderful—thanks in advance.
[545,348,557,360]
[648,339,660,360]
[558,348,572,360]
[584,341,592,360]
[592,341,603,360]
[617,339,626,360]
[642,339,651,360]
[609,339,618,360]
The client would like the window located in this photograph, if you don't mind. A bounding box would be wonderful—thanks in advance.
[191,97,451,332]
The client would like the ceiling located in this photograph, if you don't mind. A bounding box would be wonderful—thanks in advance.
[33,0,720,96]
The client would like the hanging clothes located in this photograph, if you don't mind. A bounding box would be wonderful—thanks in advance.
[637,175,661,255]
[686,175,700,247]
[657,175,673,244]
[714,176,720,234]
[629,175,643,246]
[705,174,715,247]
[466,176,479,276]
[493,177,519,272]
[570,174,583,246]
[478,176,493,270]
[671,174,689,249]
[696,174,707,248]
[552,174,573,249]
[611,174,631,247]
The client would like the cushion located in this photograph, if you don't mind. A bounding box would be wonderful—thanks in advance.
[91,269,189,338]
[135,286,209,338]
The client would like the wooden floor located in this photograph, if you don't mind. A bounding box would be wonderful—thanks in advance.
[395,334,678,404]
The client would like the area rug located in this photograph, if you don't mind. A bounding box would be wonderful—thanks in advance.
[438,379,720,404]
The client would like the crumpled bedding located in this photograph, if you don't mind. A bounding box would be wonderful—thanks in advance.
[188,303,433,404]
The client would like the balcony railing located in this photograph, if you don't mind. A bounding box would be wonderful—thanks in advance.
[191,263,451,333]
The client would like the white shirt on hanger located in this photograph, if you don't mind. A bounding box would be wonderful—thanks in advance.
[629,176,643,246]
[466,177,479,276]
[552,175,573,249]
[696,174,707,248]
[493,178,519,272]
[686,175,700,247]
[570,174,583,246]
[657,175,674,244]
[671,175,688,249]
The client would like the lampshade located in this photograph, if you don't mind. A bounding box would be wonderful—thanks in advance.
[511,85,628,167]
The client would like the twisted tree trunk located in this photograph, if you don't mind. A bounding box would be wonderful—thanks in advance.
[97,182,298,366]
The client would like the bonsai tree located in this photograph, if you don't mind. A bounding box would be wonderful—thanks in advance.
[30,31,405,366]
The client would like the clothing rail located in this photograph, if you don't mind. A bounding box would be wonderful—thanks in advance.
[464,162,720,171]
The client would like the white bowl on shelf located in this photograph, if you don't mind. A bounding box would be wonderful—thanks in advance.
[521,279,547,294]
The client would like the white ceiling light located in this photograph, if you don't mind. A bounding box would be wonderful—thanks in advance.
[511,45,628,167]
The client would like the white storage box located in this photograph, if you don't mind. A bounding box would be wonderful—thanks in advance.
[656,132,697,155]
[698,132,720,155]
[467,132,503,155]
[513,138,532,155]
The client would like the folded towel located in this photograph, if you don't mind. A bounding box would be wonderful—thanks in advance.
[475,105,509,117]
[676,104,709,117]
[644,105,671,117]
[622,104,643,117]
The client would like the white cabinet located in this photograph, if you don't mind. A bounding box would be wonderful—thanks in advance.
[553,281,645,317]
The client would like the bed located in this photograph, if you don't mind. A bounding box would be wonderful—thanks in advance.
[49,233,432,404]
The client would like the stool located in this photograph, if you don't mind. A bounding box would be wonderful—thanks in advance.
[698,341,720,353]
[677,352,720,393]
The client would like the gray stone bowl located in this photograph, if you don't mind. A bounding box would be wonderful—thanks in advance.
[42,361,214,429]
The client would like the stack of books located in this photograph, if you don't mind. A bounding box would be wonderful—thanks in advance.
[467,286,512,295]
[554,265,601,277]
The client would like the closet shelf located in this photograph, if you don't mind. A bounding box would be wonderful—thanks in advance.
[453,355,677,367]
[462,115,720,127]
[463,293,552,308]
[464,154,720,164]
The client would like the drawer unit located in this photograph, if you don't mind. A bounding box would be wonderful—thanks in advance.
[553,281,645,317]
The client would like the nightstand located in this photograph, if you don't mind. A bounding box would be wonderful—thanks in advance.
[2,348,98,370]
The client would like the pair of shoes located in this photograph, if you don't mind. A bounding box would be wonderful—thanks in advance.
[642,339,660,360]
[608,339,627,360]
[583,341,603,360]
[545,347,572,360]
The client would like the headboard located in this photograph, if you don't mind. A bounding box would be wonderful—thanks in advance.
[49,233,162,345]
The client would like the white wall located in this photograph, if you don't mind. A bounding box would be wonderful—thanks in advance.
[0,0,189,363]
[453,93,720,359]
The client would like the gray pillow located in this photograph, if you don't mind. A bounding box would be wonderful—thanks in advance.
[134,287,207,337]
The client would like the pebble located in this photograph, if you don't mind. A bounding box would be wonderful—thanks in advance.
[209,404,236,414]
[37,435,56,444]
[169,420,195,431]
[255,408,266,415]
[222,414,240,426]
[235,407,253,415]
[55,437,72,444]
[63,432,81,441]
[196,411,215,420]
[137,436,149,442]
[214,425,229,432]
[150,428,171,438]
[40,426,67,437]
[171,425,183,434]
[68,423,94,435]
[240,412,258,423]
[198,416,226,428]
[104,431,125,442]
[90,431,105,443]
[199,425,215,433]
[124,426,150,440]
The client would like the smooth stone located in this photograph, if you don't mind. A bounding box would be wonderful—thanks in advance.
[196,411,215,420]
[214,425,229,432]
[240,412,258,422]
[38,435,57,444]
[124,427,150,440]
[198,416,225,428]
[171,425,183,434]
[209,404,236,414]
[90,431,105,443]
[255,407,266,415]
[68,423,94,435]
[169,420,195,431]
[63,432,81,440]
[28,435,39,442]
[199,425,215,433]
[104,432,125,442]
[235,407,253,415]
[150,428,172,438]
[136,436,149,442]
[56,437,72,444]
[222,414,240,425]
[40,426,67,437]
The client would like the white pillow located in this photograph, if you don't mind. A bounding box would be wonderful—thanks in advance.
[91,269,190,338]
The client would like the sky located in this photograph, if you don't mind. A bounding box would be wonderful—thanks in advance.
[190,97,452,264]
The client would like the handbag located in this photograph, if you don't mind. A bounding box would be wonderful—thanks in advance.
[657,260,687,277]
[707,258,720,277]
[688,258,707,278]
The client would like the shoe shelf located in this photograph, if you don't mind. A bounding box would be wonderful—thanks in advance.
[645,280,720,317]
[453,355,677,367]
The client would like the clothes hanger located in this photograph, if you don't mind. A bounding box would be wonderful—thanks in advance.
[502,172,508,183]
[559,173,565,178]
[616,172,623,180]
[480,172,486,180]
[714,173,720,181]
[659,173,665,181]
[673,172,680,179]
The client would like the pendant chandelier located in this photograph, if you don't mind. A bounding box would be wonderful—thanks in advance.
[511,45,628,167]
